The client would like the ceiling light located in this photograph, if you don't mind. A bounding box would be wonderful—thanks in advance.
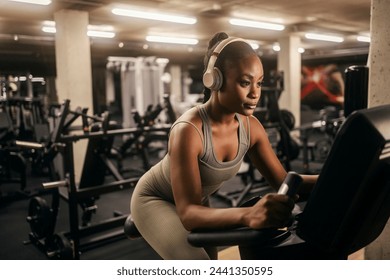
[42,22,116,38]
[229,18,285,31]
[42,26,56,33]
[112,8,196,25]
[8,0,51,5]
[304,33,344,43]
[272,44,281,52]
[88,24,114,32]
[146,35,198,45]
[357,35,370,43]
[87,30,115,38]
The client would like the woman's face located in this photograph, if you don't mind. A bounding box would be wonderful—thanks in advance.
[218,54,264,116]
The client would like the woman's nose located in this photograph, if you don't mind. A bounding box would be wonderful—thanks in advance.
[248,88,260,99]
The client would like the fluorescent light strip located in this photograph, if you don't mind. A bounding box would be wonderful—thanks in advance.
[87,30,115,38]
[146,35,198,45]
[42,22,116,38]
[229,18,285,31]
[42,26,56,33]
[305,33,344,43]
[357,35,371,43]
[112,8,196,25]
[8,0,51,5]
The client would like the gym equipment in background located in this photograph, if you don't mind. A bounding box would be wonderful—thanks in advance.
[106,56,169,129]
[297,64,370,174]
[344,65,368,117]
[0,98,27,193]
[24,99,171,259]
[296,106,344,174]
[114,94,176,174]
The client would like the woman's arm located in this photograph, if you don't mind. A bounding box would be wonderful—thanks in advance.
[246,115,287,190]
[247,115,318,195]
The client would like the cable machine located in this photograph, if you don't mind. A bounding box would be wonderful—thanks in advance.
[106,56,169,129]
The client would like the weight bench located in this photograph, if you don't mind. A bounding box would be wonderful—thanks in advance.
[188,104,390,259]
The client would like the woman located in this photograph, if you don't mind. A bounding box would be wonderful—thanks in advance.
[130,32,317,259]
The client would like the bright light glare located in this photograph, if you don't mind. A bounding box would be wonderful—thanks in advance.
[357,36,370,43]
[87,30,115,38]
[42,26,56,33]
[305,33,344,43]
[42,22,116,38]
[229,18,285,31]
[8,0,51,5]
[146,35,198,45]
[112,8,196,24]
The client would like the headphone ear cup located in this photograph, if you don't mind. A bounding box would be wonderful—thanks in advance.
[203,71,214,89]
[211,67,223,91]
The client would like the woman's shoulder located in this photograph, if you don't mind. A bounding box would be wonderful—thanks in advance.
[169,106,204,152]
[174,105,202,126]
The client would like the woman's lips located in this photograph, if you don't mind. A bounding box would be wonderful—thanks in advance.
[244,103,257,109]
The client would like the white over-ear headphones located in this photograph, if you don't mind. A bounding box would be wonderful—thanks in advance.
[202,37,248,91]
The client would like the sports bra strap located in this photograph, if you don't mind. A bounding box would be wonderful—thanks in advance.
[170,120,204,145]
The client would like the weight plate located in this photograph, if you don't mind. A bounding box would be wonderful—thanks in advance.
[46,233,74,259]
[26,197,52,239]
[314,139,333,161]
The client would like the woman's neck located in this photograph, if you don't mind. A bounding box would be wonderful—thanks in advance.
[204,98,236,125]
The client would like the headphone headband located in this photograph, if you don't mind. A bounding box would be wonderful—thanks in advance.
[203,37,248,90]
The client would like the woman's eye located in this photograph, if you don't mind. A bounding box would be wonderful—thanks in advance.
[257,81,264,87]
[240,81,250,87]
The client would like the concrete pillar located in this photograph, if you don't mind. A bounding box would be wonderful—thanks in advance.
[367,0,390,107]
[54,10,93,183]
[170,65,182,103]
[105,68,115,107]
[277,35,302,126]
[54,10,93,110]
[364,0,390,260]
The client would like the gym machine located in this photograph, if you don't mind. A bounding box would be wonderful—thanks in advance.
[0,95,52,195]
[115,93,176,174]
[25,99,171,259]
[296,107,344,174]
[296,65,369,174]
[0,97,28,193]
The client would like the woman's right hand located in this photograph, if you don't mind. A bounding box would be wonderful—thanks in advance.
[243,193,296,229]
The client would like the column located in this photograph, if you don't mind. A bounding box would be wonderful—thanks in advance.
[277,35,302,126]
[364,0,390,260]
[169,65,183,111]
[367,0,390,107]
[54,10,93,183]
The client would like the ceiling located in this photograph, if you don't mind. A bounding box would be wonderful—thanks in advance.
[0,0,372,76]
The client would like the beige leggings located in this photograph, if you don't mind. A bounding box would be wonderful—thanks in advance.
[130,170,217,260]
